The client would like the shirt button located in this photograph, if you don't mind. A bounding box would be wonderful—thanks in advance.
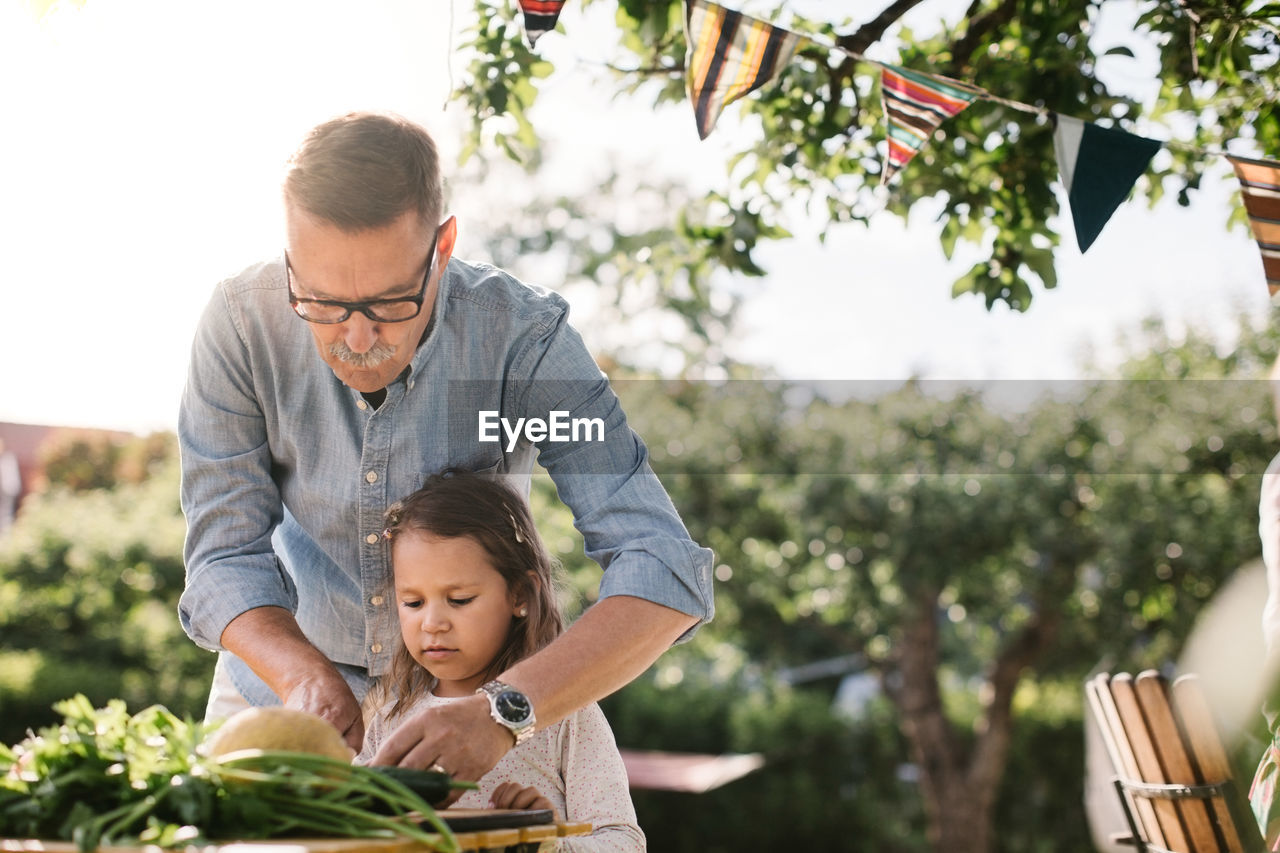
[357,399,368,411]
[370,595,385,606]
[365,533,379,545]
[365,470,378,484]
[370,643,383,654]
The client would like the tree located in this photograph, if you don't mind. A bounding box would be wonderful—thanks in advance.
[455,0,1278,311]
[579,313,1279,852]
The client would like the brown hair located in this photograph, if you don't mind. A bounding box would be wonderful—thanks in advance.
[378,470,564,719]
[283,111,444,231]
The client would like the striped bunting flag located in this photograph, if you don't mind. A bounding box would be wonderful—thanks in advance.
[684,0,807,140]
[1228,154,1280,296]
[880,64,982,186]
[517,0,566,48]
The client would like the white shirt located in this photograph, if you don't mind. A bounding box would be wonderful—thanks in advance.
[358,692,645,852]
[1261,452,1280,657]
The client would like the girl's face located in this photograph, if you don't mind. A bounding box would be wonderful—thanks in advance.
[392,531,523,697]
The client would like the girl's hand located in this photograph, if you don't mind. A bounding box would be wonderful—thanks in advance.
[489,781,556,817]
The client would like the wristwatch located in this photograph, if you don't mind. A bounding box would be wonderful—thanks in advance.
[476,680,537,745]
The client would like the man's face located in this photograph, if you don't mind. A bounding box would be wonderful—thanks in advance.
[284,205,445,394]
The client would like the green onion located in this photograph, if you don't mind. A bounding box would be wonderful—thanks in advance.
[209,750,462,851]
[0,698,474,853]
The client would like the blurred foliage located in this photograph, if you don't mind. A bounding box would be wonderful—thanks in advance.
[534,309,1280,850]
[455,0,1278,313]
[3,315,1280,848]
[451,163,780,375]
[599,678,929,852]
[0,434,214,745]
[35,431,173,493]
[456,0,554,167]
[20,0,87,20]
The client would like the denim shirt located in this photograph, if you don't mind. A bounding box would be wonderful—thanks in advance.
[177,256,715,706]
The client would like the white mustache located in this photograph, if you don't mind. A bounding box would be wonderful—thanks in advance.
[329,340,397,368]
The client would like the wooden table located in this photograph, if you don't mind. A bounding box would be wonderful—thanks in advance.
[1,811,592,853]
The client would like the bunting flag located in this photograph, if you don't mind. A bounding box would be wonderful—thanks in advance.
[671,1,1270,292]
[517,0,566,48]
[880,64,982,187]
[1227,154,1280,296]
[684,0,807,140]
[1052,115,1162,253]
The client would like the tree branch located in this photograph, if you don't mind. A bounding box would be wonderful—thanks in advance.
[967,560,1070,794]
[601,61,684,76]
[826,0,931,110]
[969,612,1061,787]
[838,0,933,57]
[947,0,1021,75]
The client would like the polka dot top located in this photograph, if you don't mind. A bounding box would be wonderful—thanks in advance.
[358,691,645,852]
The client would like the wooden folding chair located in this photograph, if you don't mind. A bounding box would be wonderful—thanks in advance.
[1086,671,1266,852]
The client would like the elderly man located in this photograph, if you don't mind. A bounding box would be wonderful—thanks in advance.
[178,111,714,783]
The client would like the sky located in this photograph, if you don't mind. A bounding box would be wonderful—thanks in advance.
[0,0,1272,434]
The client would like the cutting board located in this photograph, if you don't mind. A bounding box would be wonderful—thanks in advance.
[440,809,552,832]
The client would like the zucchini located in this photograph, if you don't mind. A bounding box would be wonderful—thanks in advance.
[367,765,474,807]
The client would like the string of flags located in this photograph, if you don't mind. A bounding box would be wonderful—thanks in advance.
[514,0,1280,294]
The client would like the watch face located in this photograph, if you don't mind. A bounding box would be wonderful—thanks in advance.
[495,689,532,724]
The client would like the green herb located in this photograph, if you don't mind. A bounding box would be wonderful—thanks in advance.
[0,695,475,853]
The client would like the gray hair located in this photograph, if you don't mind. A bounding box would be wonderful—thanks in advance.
[283,111,443,231]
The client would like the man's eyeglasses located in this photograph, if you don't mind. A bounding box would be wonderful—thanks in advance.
[285,235,438,324]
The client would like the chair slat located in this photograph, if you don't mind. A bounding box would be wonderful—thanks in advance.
[1134,671,1221,853]
[1172,675,1246,853]
[1111,672,1193,851]
[1088,673,1169,848]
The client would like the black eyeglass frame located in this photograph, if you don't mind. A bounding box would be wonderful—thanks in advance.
[284,233,439,325]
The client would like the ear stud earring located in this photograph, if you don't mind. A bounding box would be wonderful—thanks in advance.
[518,606,528,617]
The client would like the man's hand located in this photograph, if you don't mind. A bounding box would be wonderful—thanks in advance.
[281,668,364,752]
[489,781,555,816]
[220,605,365,752]
[369,693,511,803]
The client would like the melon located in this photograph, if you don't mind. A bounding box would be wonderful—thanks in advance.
[203,706,354,762]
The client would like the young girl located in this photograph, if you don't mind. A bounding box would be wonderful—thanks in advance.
[357,471,645,852]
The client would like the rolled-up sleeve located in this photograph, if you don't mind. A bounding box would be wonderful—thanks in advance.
[511,313,715,639]
[178,284,295,651]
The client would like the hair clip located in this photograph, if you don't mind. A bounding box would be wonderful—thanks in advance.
[507,511,524,543]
